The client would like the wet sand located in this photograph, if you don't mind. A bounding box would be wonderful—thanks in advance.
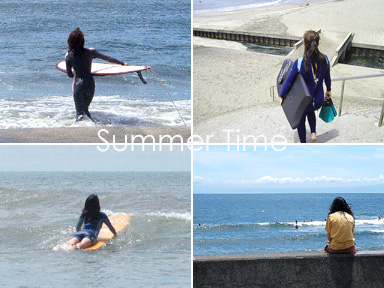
[0,127,191,143]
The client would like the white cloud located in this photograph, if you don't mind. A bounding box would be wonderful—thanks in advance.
[223,175,384,185]
[193,175,213,184]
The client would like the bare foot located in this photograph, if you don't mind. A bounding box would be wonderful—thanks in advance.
[311,133,318,142]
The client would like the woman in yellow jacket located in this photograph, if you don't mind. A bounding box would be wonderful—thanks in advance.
[324,197,357,254]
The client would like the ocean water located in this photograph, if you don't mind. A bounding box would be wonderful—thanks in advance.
[0,0,191,128]
[193,0,295,14]
[242,42,293,55]
[0,171,191,287]
[194,193,384,255]
[346,54,384,70]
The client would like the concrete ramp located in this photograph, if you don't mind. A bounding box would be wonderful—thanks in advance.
[288,30,354,67]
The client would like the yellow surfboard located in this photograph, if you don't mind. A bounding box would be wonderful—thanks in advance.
[84,213,130,250]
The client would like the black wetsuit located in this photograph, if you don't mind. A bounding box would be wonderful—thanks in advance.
[65,48,124,119]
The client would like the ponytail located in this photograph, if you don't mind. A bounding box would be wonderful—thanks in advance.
[303,30,328,75]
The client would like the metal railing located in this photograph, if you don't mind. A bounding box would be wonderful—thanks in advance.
[332,73,384,127]
[270,72,384,127]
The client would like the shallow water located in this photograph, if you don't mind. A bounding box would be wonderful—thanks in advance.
[242,42,293,56]
[0,171,191,287]
[345,54,384,70]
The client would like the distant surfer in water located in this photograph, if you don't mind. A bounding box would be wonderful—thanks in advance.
[66,28,128,122]
[67,194,116,249]
[279,30,332,143]
[324,197,357,254]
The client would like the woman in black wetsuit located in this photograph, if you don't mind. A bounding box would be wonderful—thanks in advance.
[66,28,128,121]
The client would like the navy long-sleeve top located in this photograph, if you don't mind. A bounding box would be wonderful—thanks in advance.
[280,56,331,110]
[76,211,116,238]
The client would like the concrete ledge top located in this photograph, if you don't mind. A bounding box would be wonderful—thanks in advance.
[194,251,384,261]
[351,42,384,50]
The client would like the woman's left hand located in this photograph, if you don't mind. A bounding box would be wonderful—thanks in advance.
[279,97,284,106]
[325,91,332,99]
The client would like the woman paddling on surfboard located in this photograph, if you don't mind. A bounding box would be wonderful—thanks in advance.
[279,30,332,143]
[67,194,116,250]
[66,28,128,122]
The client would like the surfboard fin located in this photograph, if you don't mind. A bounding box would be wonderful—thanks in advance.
[137,71,147,84]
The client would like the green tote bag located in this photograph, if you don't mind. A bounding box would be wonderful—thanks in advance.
[319,98,337,123]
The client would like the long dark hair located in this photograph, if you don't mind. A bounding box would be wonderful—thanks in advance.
[67,27,85,52]
[328,197,354,218]
[82,194,101,220]
[303,30,328,75]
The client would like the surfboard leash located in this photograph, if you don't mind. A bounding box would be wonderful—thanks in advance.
[137,71,147,84]
[150,68,187,127]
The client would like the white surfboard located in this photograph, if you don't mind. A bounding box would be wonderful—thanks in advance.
[56,60,150,76]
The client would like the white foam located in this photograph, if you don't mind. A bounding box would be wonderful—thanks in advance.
[263,219,384,227]
[369,230,384,233]
[146,211,191,222]
[356,219,384,226]
[52,243,73,251]
[0,96,191,129]
[285,219,384,227]
[289,221,325,227]
[102,209,116,216]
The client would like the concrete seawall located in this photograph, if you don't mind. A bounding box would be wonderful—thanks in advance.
[193,28,300,47]
[193,28,384,65]
[194,252,384,288]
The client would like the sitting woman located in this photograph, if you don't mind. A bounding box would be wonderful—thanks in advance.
[324,197,357,254]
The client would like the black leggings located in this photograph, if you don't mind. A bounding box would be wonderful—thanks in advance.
[73,77,95,118]
[297,107,316,143]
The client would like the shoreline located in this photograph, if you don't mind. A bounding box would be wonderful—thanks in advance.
[193,0,303,15]
[0,126,191,143]
[193,0,335,36]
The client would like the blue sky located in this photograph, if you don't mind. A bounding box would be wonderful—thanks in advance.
[0,145,191,172]
[193,145,384,193]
